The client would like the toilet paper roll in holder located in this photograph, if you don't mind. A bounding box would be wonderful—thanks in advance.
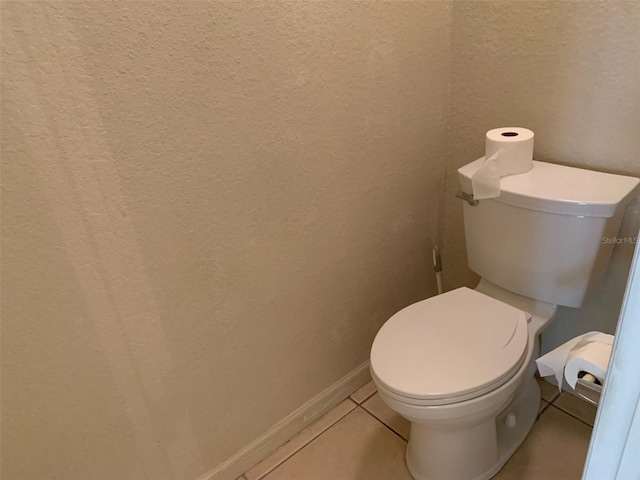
[456,191,479,206]
[575,377,602,406]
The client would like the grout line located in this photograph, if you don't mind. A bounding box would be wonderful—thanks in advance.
[538,400,553,418]
[358,405,408,442]
[255,399,357,480]
[349,383,377,405]
[548,404,594,429]
[354,390,377,405]
[548,392,561,403]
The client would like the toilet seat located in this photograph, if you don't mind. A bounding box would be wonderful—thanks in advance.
[370,287,529,406]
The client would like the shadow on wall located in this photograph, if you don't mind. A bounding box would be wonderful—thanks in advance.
[2,5,201,479]
[2,1,451,479]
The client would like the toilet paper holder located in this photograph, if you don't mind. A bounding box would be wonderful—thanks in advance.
[575,378,602,406]
[456,191,479,206]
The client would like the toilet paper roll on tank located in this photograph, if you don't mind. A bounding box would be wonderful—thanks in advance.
[471,127,535,200]
[536,332,614,391]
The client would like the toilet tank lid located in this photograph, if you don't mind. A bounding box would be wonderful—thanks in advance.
[458,159,639,218]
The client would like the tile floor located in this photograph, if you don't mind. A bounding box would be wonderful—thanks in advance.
[240,377,596,480]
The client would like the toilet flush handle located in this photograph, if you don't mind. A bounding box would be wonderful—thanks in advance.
[456,191,479,206]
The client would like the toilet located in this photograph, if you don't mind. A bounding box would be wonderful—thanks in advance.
[370,158,639,480]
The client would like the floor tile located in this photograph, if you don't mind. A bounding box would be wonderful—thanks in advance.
[536,376,561,403]
[553,392,597,426]
[264,408,412,480]
[350,380,377,404]
[244,399,356,480]
[362,392,411,440]
[494,406,592,480]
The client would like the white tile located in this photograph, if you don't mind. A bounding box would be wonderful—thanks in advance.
[350,380,377,404]
[244,399,356,480]
[265,408,411,480]
[362,392,410,440]
[553,392,597,426]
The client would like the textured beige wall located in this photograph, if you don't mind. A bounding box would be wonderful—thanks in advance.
[444,1,640,353]
[1,1,451,479]
[4,1,638,478]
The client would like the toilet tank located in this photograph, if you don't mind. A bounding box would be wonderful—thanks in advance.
[458,159,639,308]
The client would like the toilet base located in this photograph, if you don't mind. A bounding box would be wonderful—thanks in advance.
[405,377,540,480]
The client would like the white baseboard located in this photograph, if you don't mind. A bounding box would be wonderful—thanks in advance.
[196,360,371,480]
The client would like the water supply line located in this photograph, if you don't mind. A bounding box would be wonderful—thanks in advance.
[433,246,443,295]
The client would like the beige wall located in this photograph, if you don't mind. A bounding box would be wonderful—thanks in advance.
[444,1,640,353]
[1,2,451,480]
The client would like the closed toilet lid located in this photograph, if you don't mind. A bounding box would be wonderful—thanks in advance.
[370,287,529,404]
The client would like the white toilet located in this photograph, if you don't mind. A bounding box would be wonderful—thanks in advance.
[370,159,639,480]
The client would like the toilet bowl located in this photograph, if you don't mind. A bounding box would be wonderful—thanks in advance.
[371,284,556,480]
[369,160,639,480]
